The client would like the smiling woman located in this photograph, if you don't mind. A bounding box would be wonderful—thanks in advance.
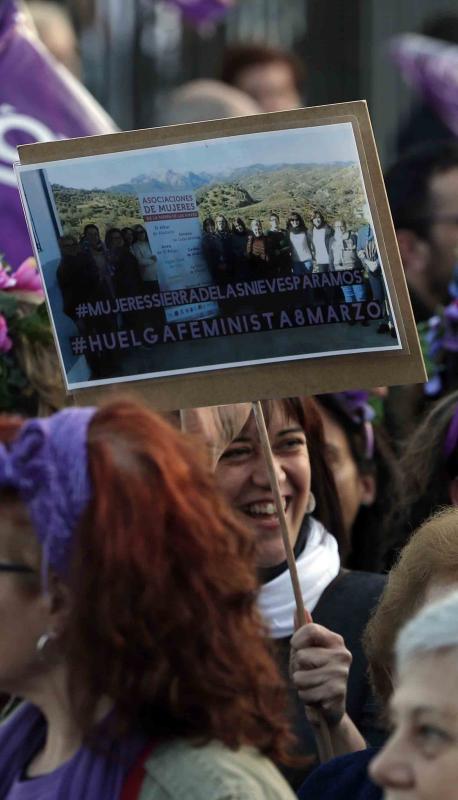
[214,399,386,788]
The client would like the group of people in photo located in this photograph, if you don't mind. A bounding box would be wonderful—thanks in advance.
[201,209,394,334]
[56,222,161,377]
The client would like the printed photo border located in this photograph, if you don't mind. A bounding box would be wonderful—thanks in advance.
[16,102,425,410]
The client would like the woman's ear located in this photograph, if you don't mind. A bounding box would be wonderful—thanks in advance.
[43,573,73,637]
[449,477,458,507]
[359,473,376,507]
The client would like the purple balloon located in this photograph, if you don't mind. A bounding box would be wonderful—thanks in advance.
[0,0,117,269]
[390,33,458,137]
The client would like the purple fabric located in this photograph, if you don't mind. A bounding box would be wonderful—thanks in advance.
[0,703,149,800]
[390,34,458,136]
[165,0,234,25]
[444,403,458,461]
[0,0,116,269]
[331,391,375,459]
[0,407,96,578]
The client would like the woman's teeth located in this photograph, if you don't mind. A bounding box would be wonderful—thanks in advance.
[245,500,287,517]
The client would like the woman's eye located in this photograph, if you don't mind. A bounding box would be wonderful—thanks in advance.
[219,447,252,460]
[415,724,451,750]
[277,437,306,451]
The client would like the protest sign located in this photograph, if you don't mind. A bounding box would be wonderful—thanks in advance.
[16,102,425,409]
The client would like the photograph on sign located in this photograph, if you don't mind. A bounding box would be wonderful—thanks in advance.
[16,121,402,391]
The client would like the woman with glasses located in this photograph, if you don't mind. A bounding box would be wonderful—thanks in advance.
[0,403,296,799]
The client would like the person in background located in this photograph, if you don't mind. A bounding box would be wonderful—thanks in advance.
[310,210,333,273]
[0,401,297,799]
[231,217,250,279]
[393,390,458,543]
[213,214,235,282]
[221,43,304,112]
[315,392,403,572]
[384,141,458,322]
[369,590,458,799]
[130,225,158,289]
[121,227,135,249]
[286,213,313,276]
[356,222,394,336]
[212,399,385,789]
[246,219,272,275]
[267,213,291,276]
[157,79,261,125]
[298,507,458,800]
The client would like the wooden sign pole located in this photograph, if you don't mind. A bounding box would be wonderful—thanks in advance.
[252,400,334,764]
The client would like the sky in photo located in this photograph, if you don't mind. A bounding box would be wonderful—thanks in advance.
[28,122,360,191]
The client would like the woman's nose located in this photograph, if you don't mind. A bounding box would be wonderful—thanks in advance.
[251,454,285,488]
[368,736,415,790]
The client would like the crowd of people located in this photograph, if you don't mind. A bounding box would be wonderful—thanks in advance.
[2,5,458,799]
[201,210,393,332]
[56,223,161,377]
[0,385,457,799]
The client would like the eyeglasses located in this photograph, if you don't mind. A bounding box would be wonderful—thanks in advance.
[0,563,36,574]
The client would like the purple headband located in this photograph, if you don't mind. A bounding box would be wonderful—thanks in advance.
[444,402,458,463]
[0,407,96,579]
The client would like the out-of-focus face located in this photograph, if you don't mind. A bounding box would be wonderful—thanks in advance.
[427,167,458,301]
[369,649,458,800]
[216,216,227,232]
[290,216,301,229]
[85,226,100,247]
[270,215,279,231]
[215,405,311,567]
[0,501,48,696]
[252,220,263,237]
[123,229,134,245]
[109,232,124,250]
[234,61,301,113]
[134,227,147,240]
[318,405,375,540]
[59,236,78,257]
[234,220,245,232]
[312,213,324,228]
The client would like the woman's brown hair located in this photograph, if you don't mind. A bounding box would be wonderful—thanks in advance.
[364,507,458,708]
[59,401,295,760]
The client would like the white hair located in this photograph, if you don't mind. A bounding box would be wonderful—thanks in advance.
[396,589,458,673]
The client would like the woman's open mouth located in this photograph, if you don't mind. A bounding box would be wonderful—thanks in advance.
[241,498,289,520]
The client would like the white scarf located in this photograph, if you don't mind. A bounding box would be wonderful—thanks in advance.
[257,517,340,639]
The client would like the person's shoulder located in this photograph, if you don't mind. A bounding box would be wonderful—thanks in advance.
[297,748,381,800]
[140,739,296,800]
[314,569,385,632]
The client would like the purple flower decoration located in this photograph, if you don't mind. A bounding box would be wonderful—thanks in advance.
[0,266,16,290]
[0,314,12,353]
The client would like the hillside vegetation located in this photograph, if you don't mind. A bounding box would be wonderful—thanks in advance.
[51,162,368,238]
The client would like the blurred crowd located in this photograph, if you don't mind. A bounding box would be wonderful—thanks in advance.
[0,2,458,800]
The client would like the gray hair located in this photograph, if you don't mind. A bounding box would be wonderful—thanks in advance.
[396,589,458,673]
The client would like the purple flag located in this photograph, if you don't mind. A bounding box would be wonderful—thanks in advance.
[0,0,117,269]
[390,33,458,137]
[165,0,234,26]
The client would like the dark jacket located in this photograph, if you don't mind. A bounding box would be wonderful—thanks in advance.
[297,747,381,800]
[275,570,386,790]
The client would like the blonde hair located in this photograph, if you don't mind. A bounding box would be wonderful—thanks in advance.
[363,507,458,705]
